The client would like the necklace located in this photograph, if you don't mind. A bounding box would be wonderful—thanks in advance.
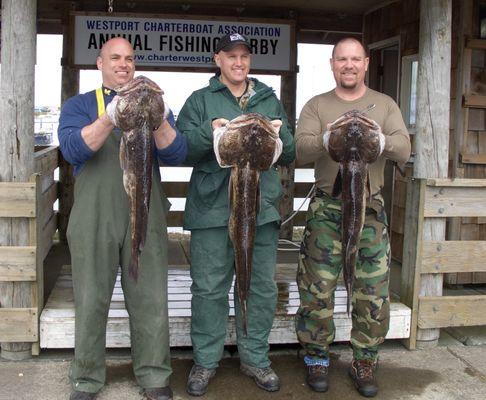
[235,80,249,102]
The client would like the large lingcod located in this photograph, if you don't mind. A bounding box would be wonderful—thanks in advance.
[217,113,280,335]
[327,110,382,314]
[115,75,165,281]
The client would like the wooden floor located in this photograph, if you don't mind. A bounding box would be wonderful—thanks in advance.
[40,263,411,349]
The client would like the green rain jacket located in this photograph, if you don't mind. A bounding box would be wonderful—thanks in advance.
[177,75,295,230]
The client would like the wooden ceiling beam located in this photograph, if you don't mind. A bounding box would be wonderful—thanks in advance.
[33,1,364,39]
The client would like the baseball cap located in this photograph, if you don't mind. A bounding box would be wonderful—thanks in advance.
[215,33,251,53]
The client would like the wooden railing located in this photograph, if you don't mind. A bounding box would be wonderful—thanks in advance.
[0,146,59,354]
[163,179,315,227]
[401,178,486,349]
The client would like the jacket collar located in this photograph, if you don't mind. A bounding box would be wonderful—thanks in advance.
[208,75,273,98]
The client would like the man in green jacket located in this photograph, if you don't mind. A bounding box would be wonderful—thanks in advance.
[176,33,295,396]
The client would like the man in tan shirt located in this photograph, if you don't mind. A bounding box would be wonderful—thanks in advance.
[295,37,410,398]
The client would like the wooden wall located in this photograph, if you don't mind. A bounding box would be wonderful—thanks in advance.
[364,0,486,285]
[448,0,486,284]
[363,0,420,56]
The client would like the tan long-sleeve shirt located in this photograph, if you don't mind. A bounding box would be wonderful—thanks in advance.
[296,88,411,198]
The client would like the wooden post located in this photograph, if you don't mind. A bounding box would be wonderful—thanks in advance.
[400,178,426,350]
[279,72,297,240]
[0,0,37,360]
[413,0,451,347]
[58,10,79,242]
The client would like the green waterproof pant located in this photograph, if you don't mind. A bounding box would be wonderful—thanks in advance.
[190,222,279,369]
[67,130,171,393]
[295,192,390,362]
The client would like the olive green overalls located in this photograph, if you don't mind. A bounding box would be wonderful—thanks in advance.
[67,88,171,393]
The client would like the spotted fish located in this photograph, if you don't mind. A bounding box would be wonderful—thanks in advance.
[327,110,382,314]
[115,75,165,280]
[217,113,280,334]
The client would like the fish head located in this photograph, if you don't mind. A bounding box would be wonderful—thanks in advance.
[115,76,165,131]
[218,113,279,170]
[328,110,382,163]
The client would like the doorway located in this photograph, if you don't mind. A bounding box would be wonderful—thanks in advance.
[367,37,401,261]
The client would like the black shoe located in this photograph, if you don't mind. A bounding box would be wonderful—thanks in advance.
[142,386,173,400]
[69,390,97,400]
[306,364,329,392]
[240,363,280,392]
[348,359,378,397]
[186,364,216,396]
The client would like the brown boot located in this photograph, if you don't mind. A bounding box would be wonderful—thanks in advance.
[306,364,329,392]
[69,391,97,400]
[186,365,216,396]
[240,364,280,392]
[142,386,173,400]
[348,359,378,397]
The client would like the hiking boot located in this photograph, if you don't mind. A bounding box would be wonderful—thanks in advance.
[142,386,173,400]
[348,359,378,397]
[240,363,280,392]
[186,364,216,396]
[306,364,329,392]
[69,391,97,400]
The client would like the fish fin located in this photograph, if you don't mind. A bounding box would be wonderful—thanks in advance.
[227,172,235,242]
[344,238,355,316]
[332,168,342,197]
[228,173,234,213]
[367,172,372,202]
[256,184,261,215]
[346,288,352,316]
[242,299,248,337]
[119,135,127,171]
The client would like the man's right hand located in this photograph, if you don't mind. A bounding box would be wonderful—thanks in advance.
[104,95,120,126]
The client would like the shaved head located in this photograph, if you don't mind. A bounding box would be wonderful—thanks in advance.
[332,38,367,59]
[99,37,133,58]
[96,37,135,89]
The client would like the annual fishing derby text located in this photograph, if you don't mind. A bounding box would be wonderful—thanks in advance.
[85,20,281,55]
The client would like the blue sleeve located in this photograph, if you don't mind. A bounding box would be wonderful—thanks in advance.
[58,94,95,167]
[156,110,188,166]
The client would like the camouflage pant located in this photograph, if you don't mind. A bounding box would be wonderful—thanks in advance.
[295,191,390,362]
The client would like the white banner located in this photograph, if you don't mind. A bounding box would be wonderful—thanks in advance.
[73,14,292,71]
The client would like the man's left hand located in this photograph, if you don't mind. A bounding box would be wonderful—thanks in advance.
[368,119,386,155]
[378,131,386,155]
[270,119,283,164]
[163,101,171,121]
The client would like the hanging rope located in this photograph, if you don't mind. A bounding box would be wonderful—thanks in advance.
[281,183,315,226]
[277,183,316,252]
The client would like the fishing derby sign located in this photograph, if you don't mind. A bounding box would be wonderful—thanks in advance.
[73,14,293,71]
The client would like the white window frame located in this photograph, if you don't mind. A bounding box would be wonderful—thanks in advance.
[400,54,419,135]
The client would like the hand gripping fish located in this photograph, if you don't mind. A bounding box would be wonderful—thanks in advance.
[216,113,282,335]
[114,76,165,281]
[327,110,382,314]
